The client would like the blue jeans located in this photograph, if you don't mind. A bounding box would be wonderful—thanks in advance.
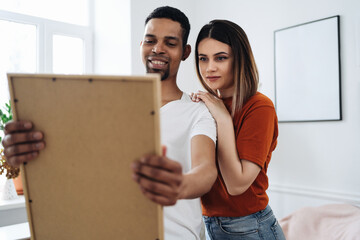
[203,205,286,240]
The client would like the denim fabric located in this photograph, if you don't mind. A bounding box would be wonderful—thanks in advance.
[203,205,286,240]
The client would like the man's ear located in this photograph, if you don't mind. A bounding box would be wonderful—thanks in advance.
[182,44,191,61]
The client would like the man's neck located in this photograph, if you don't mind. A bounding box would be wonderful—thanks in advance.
[160,78,183,107]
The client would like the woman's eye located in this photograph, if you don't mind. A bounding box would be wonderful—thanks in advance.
[199,57,207,61]
[217,56,228,61]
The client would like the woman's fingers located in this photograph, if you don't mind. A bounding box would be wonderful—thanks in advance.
[190,92,201,102]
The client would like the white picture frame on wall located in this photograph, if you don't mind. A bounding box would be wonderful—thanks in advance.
[274,16,341,122]
[356,17,360,68]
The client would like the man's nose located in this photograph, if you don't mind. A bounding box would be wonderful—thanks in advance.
[152,42,165,54]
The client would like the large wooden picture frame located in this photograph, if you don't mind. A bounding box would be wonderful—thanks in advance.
[7,73,163,240]
[274,16,341,122]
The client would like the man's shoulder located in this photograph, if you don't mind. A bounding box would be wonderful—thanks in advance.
[181,93,206,106]
[180,94,211,114]
[162,93,214,121]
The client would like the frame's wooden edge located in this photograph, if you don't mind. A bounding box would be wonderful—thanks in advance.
[151,74,161,156]
[6,74,36,240]
[150,74,164,240]
[20,164,35,240]
[157,205,164,240]
[6,73,158,82]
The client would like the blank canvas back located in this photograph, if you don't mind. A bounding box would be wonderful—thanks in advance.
[7,74,163,240]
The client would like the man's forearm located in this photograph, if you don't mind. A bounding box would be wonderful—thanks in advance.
[178,163,217,199]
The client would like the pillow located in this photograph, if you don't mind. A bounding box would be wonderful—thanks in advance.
[279,204,360,240]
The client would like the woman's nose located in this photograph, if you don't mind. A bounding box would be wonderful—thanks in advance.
[206,60,217,72]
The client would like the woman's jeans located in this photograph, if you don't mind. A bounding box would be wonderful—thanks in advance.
[203,205,286,240]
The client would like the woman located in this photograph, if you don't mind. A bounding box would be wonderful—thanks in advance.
[191,20,286,240]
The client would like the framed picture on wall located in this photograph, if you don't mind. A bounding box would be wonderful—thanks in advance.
[274,16,341,122]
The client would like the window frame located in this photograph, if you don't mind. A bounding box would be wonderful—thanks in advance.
[0,9,93,73]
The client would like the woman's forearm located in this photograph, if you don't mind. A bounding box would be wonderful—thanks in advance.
[216,115,260,196]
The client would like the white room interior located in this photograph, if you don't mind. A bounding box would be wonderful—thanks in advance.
[1,0,359,238]
[95,0,360,218]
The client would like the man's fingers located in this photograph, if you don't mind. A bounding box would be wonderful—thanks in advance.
[162,145,167,156]
[2,131,43,147]
[132,172,180,205]
[4,121,33,134]
[133,173,179,197]
[131,162,182,187]
[139,155,182,173]
[3,142,45,158]
[6,152,39,168]
[131,155,183,206]
[141,187,177,206]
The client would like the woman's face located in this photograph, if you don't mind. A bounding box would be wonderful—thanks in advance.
[198,38,234,97]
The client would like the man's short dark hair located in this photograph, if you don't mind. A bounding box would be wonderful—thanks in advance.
[145,6,190,48]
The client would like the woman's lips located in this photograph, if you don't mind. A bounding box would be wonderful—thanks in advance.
[206,76,220,82]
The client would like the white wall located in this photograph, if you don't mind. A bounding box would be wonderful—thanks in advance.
[92,0,131,74]
[95,0,360,219]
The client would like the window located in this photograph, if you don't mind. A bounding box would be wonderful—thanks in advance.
[0,7,93,130]
[0,0,89,25]
[0,1,93,201]
[0,19,37,105]
[53,35,84,74]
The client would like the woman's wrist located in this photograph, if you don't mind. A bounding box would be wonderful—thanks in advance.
[215,113,232,126]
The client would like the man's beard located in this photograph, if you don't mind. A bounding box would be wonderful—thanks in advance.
[146,65,169,81]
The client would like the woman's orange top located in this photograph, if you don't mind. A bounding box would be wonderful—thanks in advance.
[201,92,278,217]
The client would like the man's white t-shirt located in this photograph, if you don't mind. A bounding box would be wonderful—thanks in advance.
[161,93,217,240]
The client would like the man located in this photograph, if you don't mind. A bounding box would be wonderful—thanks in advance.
[2,6,217,240]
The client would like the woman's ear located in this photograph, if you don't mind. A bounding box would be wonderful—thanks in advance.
[182,44,191,61]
